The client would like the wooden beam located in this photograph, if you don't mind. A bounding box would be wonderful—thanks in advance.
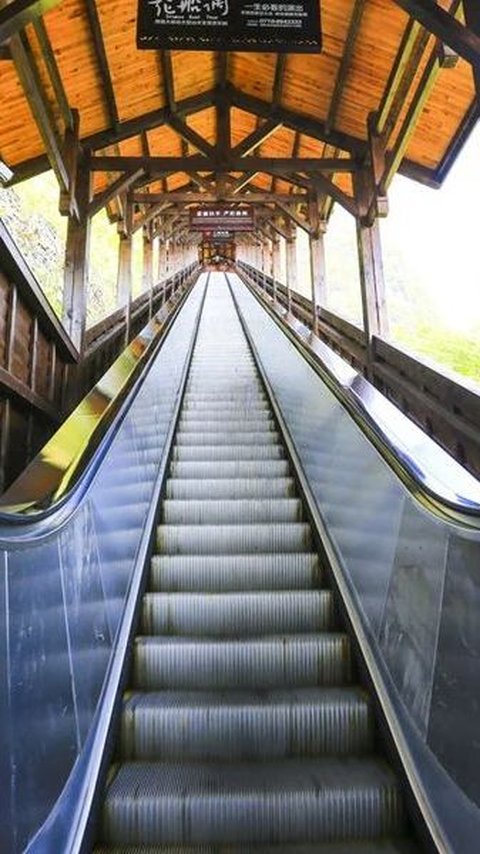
[88,168,144,218]
[131,191,307,204]
[228,85,366,156]
[326,0,366,133]
[392,0,480,68]
[275,201,311,234]
[311,173,358,217]
[217,89,231,160]
[160,50,176,112]
[464,0,480,97]
[63,157,91,352]
[32,17,72,131]
[84,0,119,129]
[272,54,286,105]
[0,0,62,44]
[230,172,259,194]
[59,107,80,217]
[9,31,69,189]
[231,118,283,157]
[132,200,169,233]
[167,113,217,158]
[89,155,358,174]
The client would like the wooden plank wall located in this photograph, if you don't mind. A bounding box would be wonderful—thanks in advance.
[0,259,73,493]
[240,262,480,480]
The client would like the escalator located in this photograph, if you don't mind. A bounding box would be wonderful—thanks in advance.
[95,274,417,851]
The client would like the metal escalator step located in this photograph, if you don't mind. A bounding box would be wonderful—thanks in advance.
[101,758,404,845]
[172,446,286,462]
[182,394,267,404]
[165,478,296,500]
[150,553,321,592]
[161,499,303,525]
[156,523,312,555]
[120,687,373,760]
[133,635,351,689]
[178,418,275,432]
[169,461,290,479]
[175,432,280,447]
[141,591,333,636]
[181,402,271,414]
[95,841,420,853]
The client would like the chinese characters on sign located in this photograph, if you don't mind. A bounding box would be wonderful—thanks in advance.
[190,207,255,232]
[137,0,321,52]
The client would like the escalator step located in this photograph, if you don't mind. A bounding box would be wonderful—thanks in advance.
[156,524,312,555]
[169,460,291,479]
[101,758,405,846]
[149,553,321,592]
[140,591,334,636]
[133,635,351,689]
[172,445,286,461]
[95,842,419,853]
[161,499,303,525]
[175,432,280,446]
[120,687,373,760]
[165,478,296,500]
[178,418,276,432]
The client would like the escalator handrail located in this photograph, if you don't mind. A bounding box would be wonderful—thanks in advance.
[237,265,480,525]
[0,267,199,525]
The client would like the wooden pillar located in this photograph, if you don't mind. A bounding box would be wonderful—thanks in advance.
[271,234,280,305]
[158,238,167,282]
[63,158,91,353]
[309,224,327,336]
[117,232,132,344]
[142,224,154,318]
[285,225,297,314]
[354,168,389,374]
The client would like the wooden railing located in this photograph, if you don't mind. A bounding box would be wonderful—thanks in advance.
[0,219,199,492]
[0,221,77,492]
[239,261,480,479]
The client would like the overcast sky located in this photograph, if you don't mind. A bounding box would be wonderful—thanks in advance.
[382,124,480,332]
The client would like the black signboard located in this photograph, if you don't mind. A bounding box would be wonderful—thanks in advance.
[137,1,321,53]
[190,206,254,232]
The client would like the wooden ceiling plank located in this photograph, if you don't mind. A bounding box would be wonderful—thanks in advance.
[326,0,367,134]
[88,168,144,218]
[231,118,284,157]
[392,0,480,67]
[0,0,61,44]
[84,0,119,129]
[32,17,72,131]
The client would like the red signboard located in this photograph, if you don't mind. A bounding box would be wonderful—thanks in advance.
[190,206,254,233]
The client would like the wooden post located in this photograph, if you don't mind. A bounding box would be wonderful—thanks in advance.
[116,232,132,344]
[354,168,389,374]
[309,223,327,336]
[142,223,154,318]
[285,224,297,315]
[271,233,280,305]
[63,158,91,353]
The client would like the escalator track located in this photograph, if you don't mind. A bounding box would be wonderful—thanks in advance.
[95,273,418,852]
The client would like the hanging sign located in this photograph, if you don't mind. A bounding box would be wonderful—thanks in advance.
[137,1,321,53]
[190,206,254,232]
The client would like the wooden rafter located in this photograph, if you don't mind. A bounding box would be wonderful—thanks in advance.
[160,50,175,112]
[231,119,283,158]
[392,0,480,67]
[326,0,366,134]
[32,17,72,131]
[84,0,119,129]
[167,113,216,158]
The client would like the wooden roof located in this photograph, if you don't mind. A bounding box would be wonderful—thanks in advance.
[0,0,477,226]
